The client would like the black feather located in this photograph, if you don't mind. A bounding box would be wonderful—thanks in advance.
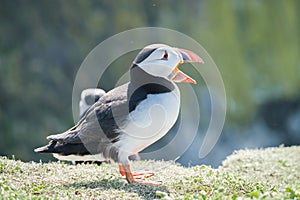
[133,47,157,64]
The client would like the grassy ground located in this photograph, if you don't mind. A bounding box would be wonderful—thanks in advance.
[0,146,299,199]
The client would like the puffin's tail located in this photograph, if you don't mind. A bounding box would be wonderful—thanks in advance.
[34,139,90,156]
[34,140,57,153]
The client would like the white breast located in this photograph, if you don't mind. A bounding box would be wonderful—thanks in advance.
[115,86,180,156]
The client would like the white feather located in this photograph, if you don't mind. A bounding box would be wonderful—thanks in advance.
[114,86,180,158]
[53,153,105,162]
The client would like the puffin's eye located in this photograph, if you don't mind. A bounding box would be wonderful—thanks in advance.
[162,51,168,60]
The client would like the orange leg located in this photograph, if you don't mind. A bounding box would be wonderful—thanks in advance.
[118,164,126,176]
[118,163,160,185]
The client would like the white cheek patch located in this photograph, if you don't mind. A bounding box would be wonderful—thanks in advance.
[137,48,181,79]
[140,58,180,79]
[141,62,174,78]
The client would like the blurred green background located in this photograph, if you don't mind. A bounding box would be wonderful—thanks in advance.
[0,0,299,164]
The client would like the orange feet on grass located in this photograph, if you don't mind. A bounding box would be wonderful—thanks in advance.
[118,164,161,186]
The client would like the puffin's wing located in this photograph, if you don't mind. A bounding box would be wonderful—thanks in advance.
[46,127,81,143]
[35,84,130,155]
[78,83,130,142]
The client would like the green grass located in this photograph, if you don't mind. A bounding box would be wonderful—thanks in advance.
[1,146,299,199]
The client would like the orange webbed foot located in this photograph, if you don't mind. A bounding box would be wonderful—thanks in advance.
[118,164,161,185]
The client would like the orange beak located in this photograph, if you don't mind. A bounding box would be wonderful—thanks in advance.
[172,48,204,84]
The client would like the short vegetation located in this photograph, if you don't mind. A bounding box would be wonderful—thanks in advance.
[1,146,299,199]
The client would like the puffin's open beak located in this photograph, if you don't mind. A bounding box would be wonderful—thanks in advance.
[172,49,204,84]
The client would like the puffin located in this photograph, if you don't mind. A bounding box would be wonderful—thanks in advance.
[35,44,204,184]
[79,88,106,118]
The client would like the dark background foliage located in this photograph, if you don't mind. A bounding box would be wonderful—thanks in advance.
[0,0,299,166]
